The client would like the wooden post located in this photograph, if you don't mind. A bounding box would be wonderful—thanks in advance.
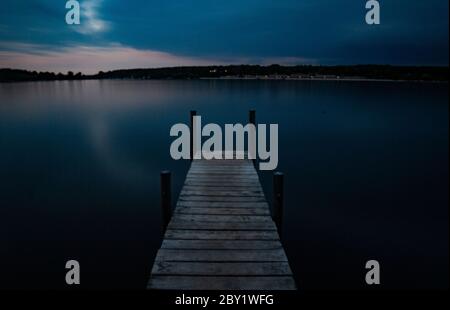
[160,170,172,232]
[190,110,197,161]
[273,172,284,237]
[249,109,256,126]
[249,110,256,164]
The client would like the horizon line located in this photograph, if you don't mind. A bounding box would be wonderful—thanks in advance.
[1,63,449,76]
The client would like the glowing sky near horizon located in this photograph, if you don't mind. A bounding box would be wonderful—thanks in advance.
[0,0,448,74]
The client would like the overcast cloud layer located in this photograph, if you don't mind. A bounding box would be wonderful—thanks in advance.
[0,0,448,73]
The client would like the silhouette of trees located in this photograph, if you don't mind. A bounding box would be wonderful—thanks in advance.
[1,66,448,83]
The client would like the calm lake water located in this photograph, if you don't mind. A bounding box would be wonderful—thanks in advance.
[0,80,448,290]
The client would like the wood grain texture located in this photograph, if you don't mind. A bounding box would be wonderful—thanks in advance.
[148,276,296,290]
[164,230,279,240]
[148,157,296,290]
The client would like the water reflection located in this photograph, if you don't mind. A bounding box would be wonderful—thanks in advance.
[0,79,448,289]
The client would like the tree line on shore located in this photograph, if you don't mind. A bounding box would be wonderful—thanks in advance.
[1,65,448,82]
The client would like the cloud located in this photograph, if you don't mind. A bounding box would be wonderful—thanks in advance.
[74,0,110,34]
[0,0,447,65]
[0,42,219,74]
[0,41,315,74]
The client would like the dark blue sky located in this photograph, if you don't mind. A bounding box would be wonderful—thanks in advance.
[0,0,448,73]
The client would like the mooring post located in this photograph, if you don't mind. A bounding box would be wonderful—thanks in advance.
[190,110,197,161]
[249,110,256,164]
[273,172,284,237]
[160,170,172,232]
[249,109,256,125]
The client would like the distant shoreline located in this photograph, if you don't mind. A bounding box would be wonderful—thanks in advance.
[1,76,448,84]
[1,65,448,83]
[200,77,448,83]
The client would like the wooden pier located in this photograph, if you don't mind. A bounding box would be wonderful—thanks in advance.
[147,152,296,290]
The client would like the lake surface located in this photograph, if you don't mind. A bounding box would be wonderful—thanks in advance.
[0,80,448,289]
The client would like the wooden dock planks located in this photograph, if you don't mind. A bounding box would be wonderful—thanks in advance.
[148,158,296,290]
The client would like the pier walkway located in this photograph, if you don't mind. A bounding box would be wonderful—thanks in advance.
[148,154,296,290]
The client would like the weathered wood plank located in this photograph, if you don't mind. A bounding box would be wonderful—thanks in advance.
[188,168,258,177]
[176,201,269,208]
[187,173,257,178]
[170,214,273,223]
[184,180,260,187]
[188,169,256,174]
[191,160,250,165]
[189,166,256,171]
[178,196,266,202]
[184,179,260,185]
[182,185,263,191]
[151,261,292,276]
[186,176,259,182]
[181,185,262,191]
[187,175,257,180]
[187,169,255,174]
[167,220,276,231]
[155,249,288,262]
[180,189,265,197]
[164,230,279,240]
[191,161,252,165]
[189,166,253,171]
[162,239,283,250]
[175,207,270,215]
[148,276,296,290]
